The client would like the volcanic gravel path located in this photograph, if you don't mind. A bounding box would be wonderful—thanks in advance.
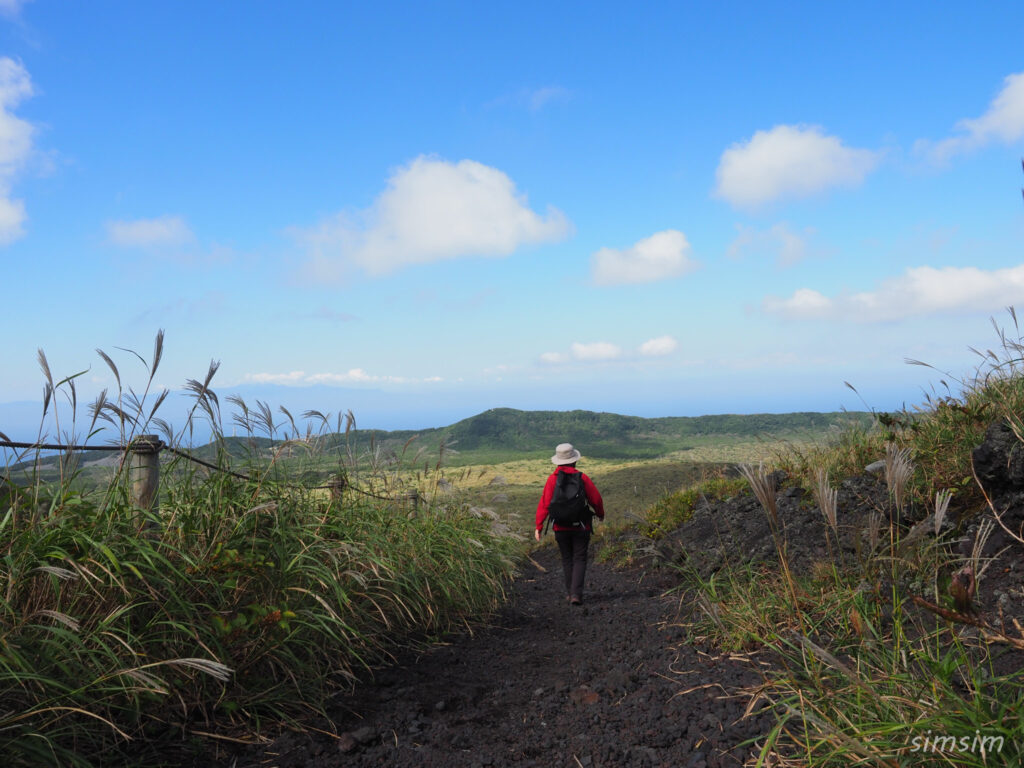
[229,546,772,768]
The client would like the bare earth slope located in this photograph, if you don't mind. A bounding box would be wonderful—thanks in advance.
[227,547,772,768]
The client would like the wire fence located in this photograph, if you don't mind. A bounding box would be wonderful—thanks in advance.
[0,436,412,505]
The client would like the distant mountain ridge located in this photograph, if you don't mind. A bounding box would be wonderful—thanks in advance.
[6,407,875,471]
[323,407,874,463]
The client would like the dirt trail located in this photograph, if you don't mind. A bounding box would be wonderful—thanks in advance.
[205,457,1024,767]
[227,546,772,768]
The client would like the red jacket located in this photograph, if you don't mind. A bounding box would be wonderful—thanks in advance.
[536,466,605,532]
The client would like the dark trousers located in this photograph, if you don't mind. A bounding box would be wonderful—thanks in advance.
[555,529,591,599]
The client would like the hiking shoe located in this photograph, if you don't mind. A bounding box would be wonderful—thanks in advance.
[570,596,582,606]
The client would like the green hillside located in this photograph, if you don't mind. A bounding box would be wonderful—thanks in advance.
[331,407,874,465]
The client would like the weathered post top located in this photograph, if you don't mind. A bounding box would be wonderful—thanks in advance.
[130,434,163,455]
[328,474,348,502]
[130,434,163,518]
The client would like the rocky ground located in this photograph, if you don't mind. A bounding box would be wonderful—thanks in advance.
[650,441,1024,629]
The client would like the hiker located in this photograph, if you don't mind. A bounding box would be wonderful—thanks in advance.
[535,442,605,605]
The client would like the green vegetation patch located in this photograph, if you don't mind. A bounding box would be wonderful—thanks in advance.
[320,407,874,467]
[637,474,746,541]
[0,476,518,766]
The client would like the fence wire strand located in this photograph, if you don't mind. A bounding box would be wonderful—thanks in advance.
[0,441,123,452]
[0,439,407,503]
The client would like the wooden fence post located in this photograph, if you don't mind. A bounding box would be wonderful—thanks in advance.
[405,489,420,516]
[328,474,347,503]
[130,435,162,523]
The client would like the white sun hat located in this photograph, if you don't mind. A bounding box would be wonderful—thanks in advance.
[551,442,582,465]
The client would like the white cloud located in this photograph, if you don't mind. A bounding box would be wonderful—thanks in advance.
[539,351,567,365]
[763,288,835,319]
[107,215,194,248]
[528,86,570,111]
[0,0,31,17]
[244,371,308,385]
[541,336,680,365]
[591,229,697,286]
[638,335,678,356]
[297,156,571,279]
[714,125,879,209]
[764,264,1024,322]
[242,368,443,386]
[487,85,570,112]
[727,222,817,267]
[307,369,377,384]
[0,57,34,245]
[0,58,31,128]
[917,72,1024,164]
[0,195,24,244]
[571,341,622,361]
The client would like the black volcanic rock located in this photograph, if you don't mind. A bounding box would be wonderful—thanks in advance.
[972,419,1024,491]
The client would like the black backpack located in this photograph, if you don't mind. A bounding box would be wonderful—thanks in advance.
[547,470,591,526]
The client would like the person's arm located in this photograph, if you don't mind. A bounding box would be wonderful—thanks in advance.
[535,473,556,539]
[582,473,605,519]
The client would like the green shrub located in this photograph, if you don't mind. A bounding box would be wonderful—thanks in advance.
[638,475,746,540]
[773,417,886,489]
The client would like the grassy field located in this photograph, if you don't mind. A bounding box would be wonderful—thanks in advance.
[408,434,819,538]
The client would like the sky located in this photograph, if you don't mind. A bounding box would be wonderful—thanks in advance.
[2,1,1024,437]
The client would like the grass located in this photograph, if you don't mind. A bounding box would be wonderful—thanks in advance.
[2,487,516,765]
[763,628,1024,766]
[0,334,520,767]
[653,311,1024,766]
[633,473,746,540]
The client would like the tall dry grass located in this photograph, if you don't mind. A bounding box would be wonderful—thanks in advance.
[668,311,1024,765]
[0,333,520,766]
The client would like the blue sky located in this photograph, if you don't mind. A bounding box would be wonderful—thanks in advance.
[2,1,1024,436]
